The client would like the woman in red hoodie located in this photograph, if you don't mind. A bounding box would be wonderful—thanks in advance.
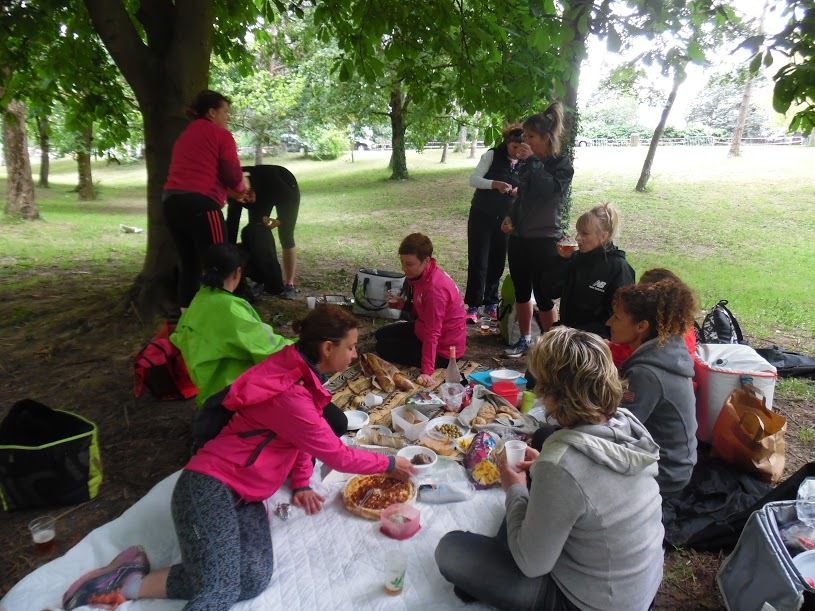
[163,90,255,308]
[376,233,467,386]
[62,305,415,610]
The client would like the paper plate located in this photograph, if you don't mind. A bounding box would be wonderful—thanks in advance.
[793,548,815,580]
[345,410,370,431]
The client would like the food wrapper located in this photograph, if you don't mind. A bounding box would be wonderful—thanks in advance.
[464,431,501,489]
[405,391,445,416]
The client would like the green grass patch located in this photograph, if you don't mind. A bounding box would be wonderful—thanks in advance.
[2,146,814,351]
[799,427,815,444]
[776,377,815,402]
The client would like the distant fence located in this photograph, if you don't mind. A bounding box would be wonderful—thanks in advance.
[575,135,807,147]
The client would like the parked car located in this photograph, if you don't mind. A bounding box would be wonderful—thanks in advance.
[353,137,377,151]
[279,133,311,153]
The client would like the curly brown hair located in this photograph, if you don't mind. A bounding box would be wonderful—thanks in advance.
[527,327,622,427]
[613,278,696,346]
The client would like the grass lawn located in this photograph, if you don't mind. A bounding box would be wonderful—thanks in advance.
[3,144,813,348]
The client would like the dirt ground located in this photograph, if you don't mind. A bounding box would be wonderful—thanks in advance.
[1,270,812,609]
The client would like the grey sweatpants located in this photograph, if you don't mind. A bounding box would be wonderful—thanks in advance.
[166,470,273,610]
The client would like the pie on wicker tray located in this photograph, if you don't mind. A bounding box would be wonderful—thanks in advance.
[342,474,416,520]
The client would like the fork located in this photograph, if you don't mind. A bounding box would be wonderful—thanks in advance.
[359,487,382,508]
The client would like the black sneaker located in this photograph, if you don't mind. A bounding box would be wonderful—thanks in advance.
[280,284,296,300]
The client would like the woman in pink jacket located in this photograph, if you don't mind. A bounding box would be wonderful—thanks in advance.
[62,305,415,611]
[376,233,467,386]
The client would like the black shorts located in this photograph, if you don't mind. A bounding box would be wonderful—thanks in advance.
[506,236,564,310]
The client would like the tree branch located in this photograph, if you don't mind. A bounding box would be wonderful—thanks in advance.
[82,0,152,100]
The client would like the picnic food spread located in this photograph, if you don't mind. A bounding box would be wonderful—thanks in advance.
[343,474,417,520]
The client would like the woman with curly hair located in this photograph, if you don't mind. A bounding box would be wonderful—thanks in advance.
[435,327,663,610]
[607,277,698,496]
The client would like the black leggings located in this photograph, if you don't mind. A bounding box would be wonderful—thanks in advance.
[506,235,564,311]
[163,193,226,308]
[464,208,508,308]
[374,321,449,371]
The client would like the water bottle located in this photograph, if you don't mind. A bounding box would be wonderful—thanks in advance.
[796,477,815,527]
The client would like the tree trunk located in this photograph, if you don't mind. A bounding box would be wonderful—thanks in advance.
[84,0,214,318]
[558,0,592,228]
[440,123,452,163]
[36,114,50,188]
[455,125,466,153]
[254,139,263,165]
[389,86,408,180]
[2,99,39,219]
[469,126,478,159]
[730,1,767,158]
[636,66,685,192]
[77,125,96,200]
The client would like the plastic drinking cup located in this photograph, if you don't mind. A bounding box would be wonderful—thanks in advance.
[364,393,384,408]
[29,515,57,555]
[503,440,527,468]
[306,296,317,310]
[440,383,466,411]
[383,550,407,595]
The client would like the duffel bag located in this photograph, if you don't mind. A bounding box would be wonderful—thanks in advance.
[0,399,102,511]
[351,268,405,320]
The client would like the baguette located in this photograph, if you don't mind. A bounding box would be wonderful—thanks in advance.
[393,372,416,392]
[365,354,395,393]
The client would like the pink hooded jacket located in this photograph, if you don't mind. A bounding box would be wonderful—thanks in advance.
[184,345,390,502]
[409,258,467,375]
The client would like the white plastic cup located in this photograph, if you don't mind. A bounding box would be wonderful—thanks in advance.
[29,515,57,555]
[383,550,407,595]
[306,296,317,310]
[364,393,384,408]
[503,440,527,468]
[439,383,465,411]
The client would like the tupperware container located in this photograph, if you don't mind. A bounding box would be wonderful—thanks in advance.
[391,406,429,441]
[492,381,520,406]
[380,503,421,540]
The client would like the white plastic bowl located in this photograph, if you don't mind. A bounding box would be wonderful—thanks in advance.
[490,369,522,385]
[397,445,438,472]
[345,410,370,431]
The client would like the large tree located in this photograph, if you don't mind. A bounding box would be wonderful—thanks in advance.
[82,1,280,317]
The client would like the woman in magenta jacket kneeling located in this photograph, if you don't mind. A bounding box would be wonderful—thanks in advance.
[376,233,467,387]
[62,305,415,611]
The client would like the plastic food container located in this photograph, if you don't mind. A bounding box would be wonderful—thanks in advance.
[391,406,429,441]
[396,445,437,473]
[380,503,421,540]
[489,369,522,384]
[492,381,520,407]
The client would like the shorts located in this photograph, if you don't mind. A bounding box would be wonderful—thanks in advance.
[507,236,564,311]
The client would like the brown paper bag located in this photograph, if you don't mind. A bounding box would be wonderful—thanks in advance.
[711,384,786,483]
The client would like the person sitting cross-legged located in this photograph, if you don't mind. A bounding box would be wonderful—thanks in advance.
[435,327,664,611]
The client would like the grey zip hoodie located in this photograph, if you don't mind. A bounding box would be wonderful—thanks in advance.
[505,409,664,611]
[621,335,698,494]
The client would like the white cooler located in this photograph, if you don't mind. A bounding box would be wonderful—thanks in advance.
[695,343,778,443]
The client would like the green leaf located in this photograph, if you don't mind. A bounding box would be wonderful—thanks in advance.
[687,41,705,64]
[749,53,763,75]
[606,27,622,53]
[763,52,773,68]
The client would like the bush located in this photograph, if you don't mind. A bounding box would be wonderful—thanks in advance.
[305,127,348,160]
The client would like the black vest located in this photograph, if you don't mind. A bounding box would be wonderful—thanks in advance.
[470,145,520,219]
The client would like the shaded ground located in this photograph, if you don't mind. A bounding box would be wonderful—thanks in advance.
[0,269,812,609]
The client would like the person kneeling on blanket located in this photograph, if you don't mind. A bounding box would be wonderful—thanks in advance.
[435,327,664,610]
[62,305,416,611]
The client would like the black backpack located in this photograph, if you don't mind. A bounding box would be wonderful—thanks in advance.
[755,345,815,378]
[696,300,745,345]
[191,387,277,466]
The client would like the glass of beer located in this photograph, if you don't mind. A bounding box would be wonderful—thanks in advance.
[557,235,578,258]
[29,515,57,555]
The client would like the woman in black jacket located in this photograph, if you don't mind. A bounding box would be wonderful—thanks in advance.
[558,202,635,338]
[464,126,524,322]
[501,102,574,358]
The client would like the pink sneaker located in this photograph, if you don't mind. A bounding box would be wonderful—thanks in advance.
[62,545,150,610]
[485,304,498,320]
[465,306,478,324]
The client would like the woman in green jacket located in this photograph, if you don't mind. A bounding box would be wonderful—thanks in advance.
[171,243,293,406]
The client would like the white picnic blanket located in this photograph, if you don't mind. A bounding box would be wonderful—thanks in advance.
[2,461,505,610]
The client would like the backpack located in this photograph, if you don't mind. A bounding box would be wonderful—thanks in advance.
[755,345,815,378]
[134,322,198,401]
[498,275,541,345]
[0,400,102,510]
[696,300,745,345]
[190,386,276,465]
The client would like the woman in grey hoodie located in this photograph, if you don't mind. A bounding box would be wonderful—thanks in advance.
[435,327,664,610]
[608,277,698,496]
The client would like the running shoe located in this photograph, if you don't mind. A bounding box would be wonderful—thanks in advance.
[63,545,150,610]
[504,336,531,358]
[465,306,479,324]
[279,284,296,300]
[485,304,498,320]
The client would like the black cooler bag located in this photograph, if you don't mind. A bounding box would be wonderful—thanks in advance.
[0,399,102,511]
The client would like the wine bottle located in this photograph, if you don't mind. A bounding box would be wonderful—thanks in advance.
[445,346,461,385]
